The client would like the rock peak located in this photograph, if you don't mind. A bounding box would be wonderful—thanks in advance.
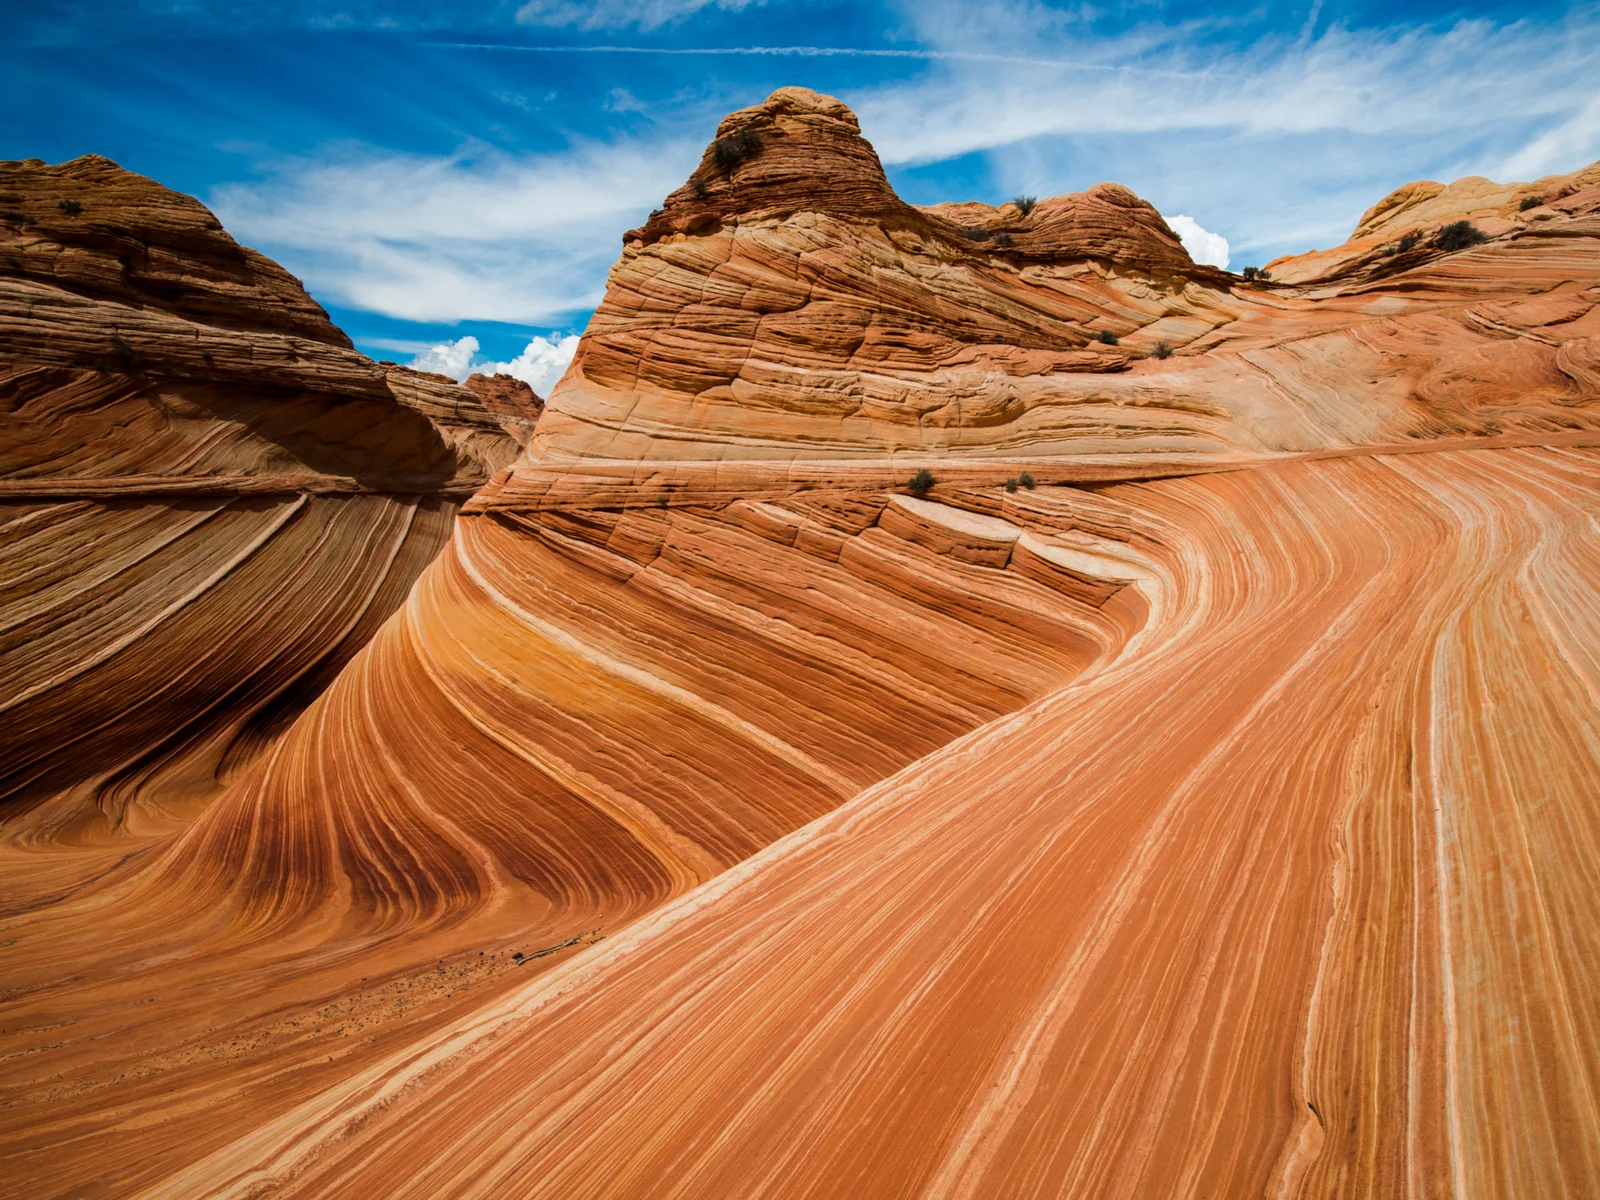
[717,86,862,137]
[625,87,903,244]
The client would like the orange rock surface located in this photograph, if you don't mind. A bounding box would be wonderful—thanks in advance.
[0,155,531,842]
[2,89,1599,1199]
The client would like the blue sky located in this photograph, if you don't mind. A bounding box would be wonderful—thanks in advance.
[8,0,1599,388]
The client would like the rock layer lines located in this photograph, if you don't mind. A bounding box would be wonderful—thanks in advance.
[2,89,1598,1199]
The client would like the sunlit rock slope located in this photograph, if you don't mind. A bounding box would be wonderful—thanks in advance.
[1,89,1598,1199]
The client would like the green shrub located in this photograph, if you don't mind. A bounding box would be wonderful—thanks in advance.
[57,199,83,216]
[964,227,991,241]
[1154,341,1173,359]
[1241,265,1260,280]
[1520,195,1542,211]
[1435,220,1486,252]
[712,128,763,172]
[1013,194,1038,217]
[1397,232,1420,253]
[993,231,1012,247]
[907,468,936,497]
[1097,330,1119,346]
[1004,477,1018,493]
[1018,472,1036,489]
[689,175,710,200]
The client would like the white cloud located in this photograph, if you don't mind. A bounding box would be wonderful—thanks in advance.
[410,332,580,397]
[1499,91,1600,180]
[851,1,1600,259]
[855,16,1600,166]
[1164,215,1228,270]
[212,137,700,325]
[411,335,483,379]
[604,87,647,114]
[481,333,582,395]
[515,0,765,31]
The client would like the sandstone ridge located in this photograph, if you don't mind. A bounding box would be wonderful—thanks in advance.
[530,89,1600,467]
[1,91,1599,1200]
[0,156,538,841]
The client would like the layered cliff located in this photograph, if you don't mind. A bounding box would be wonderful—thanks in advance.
[1,90,1598,1200]
[0,155,532,842]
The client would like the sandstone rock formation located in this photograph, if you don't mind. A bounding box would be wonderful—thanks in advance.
[464,370,544,446]
[1266,155,1600,285]
[0,155,533,841]
[1,90,1598,1199]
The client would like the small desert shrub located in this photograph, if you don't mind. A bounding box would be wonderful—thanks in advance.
[0,211,26,225]
[712,128,763,171]
[965,226,991,241]
[57,199,83,216]
[1154,341,1173,359]
[1397,232,1421,253]
[907,468,936,497]
[1097,330,1119,346]
[1435,220,1487,252]
[1520,195,1542,211]
[993,231,1013,247]
[1013,194,1038,217]
[1018,472,1036,489]
[689,175,710,200]
[1004,477,1019,493]
[1241,265,1261,280]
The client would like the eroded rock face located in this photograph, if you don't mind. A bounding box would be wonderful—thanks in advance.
[464,371,543,446]
[536,90,1599,466]
[0,156,531,839]
[2,90,1599,1200]
[1266,156,1600,285]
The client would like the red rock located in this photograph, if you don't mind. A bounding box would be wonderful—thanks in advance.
[464,371,543,446]
[2,91,1599,1200]
[0,155,521,840]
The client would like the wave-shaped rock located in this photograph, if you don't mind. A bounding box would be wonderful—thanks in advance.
[1,90,1598,1199]
[0,155,533,840]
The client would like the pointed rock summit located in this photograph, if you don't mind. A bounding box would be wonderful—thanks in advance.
[626,87,1197,274]
[627,87,905,243]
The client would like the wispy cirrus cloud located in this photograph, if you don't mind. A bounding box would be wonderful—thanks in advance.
[856,6,1600,163]
[211,137,700,324]
[515,0,767,31]
[853,1,1600,255]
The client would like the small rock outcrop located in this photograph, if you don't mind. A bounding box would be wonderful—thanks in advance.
[465,371,544,446]
[1266,155,1600,284]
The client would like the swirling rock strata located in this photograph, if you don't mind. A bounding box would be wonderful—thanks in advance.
[155,445,1600,1200]
[0,156,531,840]
[1,89,1599,1200]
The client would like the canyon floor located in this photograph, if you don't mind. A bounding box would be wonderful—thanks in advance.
[2,88,1599,1198]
